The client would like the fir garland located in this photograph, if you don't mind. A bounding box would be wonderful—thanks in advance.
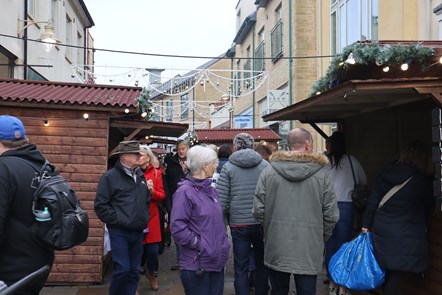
[185,130,199,147]
[310,42,435,97]
[137,90,153,119]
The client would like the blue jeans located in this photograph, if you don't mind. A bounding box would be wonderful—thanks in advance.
[108,228,144,295]
[231,225,269,295]
[180,270,224,295]
[268,268,317,295]
[325,202,354,274]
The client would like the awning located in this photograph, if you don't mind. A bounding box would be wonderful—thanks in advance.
[110,118,188,138]
[195,128,280,144]
[263,77,442,123]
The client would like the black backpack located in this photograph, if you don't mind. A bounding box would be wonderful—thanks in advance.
[19,158,89,250]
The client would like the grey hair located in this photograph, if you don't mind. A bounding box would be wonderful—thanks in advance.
[187,145,218,175]
[233,132,254,150]
[140,144,160,168]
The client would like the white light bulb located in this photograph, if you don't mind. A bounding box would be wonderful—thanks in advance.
[83,113,89,120]
[382,66,389,72]
[401,63,409,71]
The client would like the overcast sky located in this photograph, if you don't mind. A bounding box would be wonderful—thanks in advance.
[83,0,237,85]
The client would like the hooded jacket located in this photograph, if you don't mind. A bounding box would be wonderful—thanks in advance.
[362,162,433,272]
[0,144,55,282]
[171,177,230,272]
[253,151,339,275]
[95,160,150,231]
[217,148,269,226]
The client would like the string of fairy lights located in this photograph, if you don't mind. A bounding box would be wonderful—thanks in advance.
[71,65,269,98]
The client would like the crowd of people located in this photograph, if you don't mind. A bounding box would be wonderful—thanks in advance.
[0,114,434,295]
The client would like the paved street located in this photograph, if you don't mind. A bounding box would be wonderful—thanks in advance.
[40,237,374,295]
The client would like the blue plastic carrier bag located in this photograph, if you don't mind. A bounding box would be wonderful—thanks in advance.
[328,232,385,290]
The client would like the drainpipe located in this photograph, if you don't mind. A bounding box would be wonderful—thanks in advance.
[288,0,293,130]
[252,26,255,128]
[230,56,234,129]
[23,0,28,79]
[192,81,195,129]
[425,0,430,39]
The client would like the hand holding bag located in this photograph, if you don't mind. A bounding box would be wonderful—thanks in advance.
[329,232,385,290]
[348,155,370,210]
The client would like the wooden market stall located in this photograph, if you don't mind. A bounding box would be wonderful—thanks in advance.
[0,78,188,284]
[263,41,442,294]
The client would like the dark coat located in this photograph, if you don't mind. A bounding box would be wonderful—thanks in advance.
[216,158,229,174]
[164,153,186,197]
[95,160,151,231]
[0,144,54,283]
[362,162,433,272]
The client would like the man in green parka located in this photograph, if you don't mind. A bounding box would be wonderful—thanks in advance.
[253,127,339,295]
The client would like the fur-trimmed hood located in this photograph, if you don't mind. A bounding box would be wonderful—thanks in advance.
[270,151,329,182]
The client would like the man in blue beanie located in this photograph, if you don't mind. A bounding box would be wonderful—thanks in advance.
[0,115,54,295]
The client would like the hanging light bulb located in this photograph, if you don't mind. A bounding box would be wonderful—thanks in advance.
[124,109,129,114]
[439,56,442,64]
[83,113,89,120]
[400,63,409,71]
[141,111,148,118]
[43,119,49,127]
[382,66,390,72]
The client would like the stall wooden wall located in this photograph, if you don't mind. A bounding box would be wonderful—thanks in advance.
[1,107,109,284]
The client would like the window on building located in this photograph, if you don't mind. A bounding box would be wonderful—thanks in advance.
[243,46,251,89]
[50,0,58,35]
[77,31,83,67]
[181,94,189,119]
[166,100,173,122]
[27,0,36,18]
[65,15,72,61]
[0,46,15,79]
[271,6,283,61]
[233,70,241,97]
[152,105,161,121]
[254,28,265,72]
[330,0,378,53]
[27,67,46,80]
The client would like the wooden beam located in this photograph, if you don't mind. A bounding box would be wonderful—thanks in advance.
[108,128,142,157]
[309,123,329,139]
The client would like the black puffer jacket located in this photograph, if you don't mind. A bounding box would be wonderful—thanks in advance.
[362,162,433,272]
[95,160,150,231]
[0,144,54,282]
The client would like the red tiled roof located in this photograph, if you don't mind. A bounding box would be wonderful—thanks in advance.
[195,128,280,143]
[0,79,142,107]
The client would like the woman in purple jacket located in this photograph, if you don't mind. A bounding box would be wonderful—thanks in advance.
[171,144,230,295]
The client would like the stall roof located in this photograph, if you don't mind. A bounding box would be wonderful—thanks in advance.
[0,78,189,149]
[263,77,442,123]
[0,79,142,108]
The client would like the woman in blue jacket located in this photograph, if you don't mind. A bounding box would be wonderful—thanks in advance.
[171,144,230,295]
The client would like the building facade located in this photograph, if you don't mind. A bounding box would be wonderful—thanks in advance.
[149,57,233,130]
[0,0,94,82]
